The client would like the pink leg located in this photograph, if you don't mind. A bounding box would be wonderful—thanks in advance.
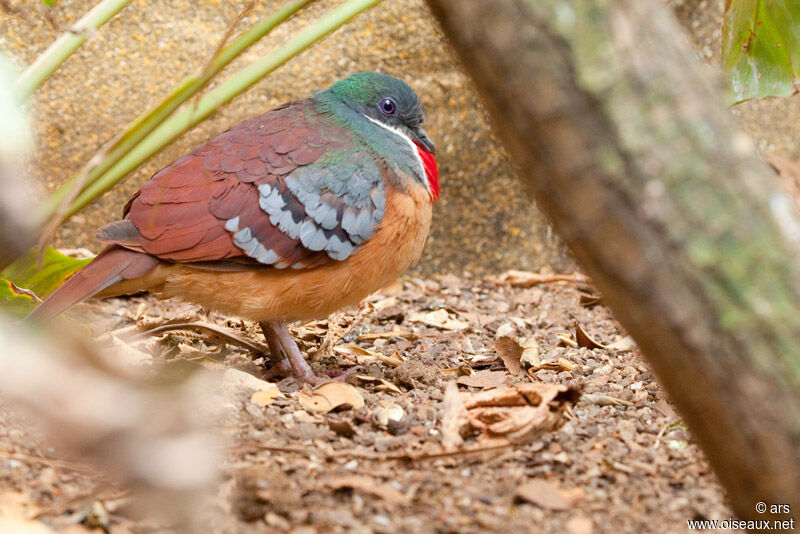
[259,320,342,386]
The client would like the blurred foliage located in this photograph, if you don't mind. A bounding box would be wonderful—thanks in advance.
[722,0,800,102]
[0,247,91,315]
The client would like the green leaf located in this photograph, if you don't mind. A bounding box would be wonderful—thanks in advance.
[40,0,58,5]
[722,0,800,102]
[0,280,40,316]
[0,247,92,315]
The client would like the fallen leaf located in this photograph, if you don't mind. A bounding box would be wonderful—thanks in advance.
[439,366,472,378]
[250,384,284,407]
[326,476,409,506]
[298,382,364,414]
[531,358,575,372]
[354,374,403,394]
[557,333,579,348]
[495,322,517,339]
[457,370,509,389]
[495,270,590,287]
[358,330,419,341]
[578,289,602,307]
[607,336,636,352]
[334,344,405,368]
[581,394,633,406]
[408,309,469,330]
[333,344,379,358]
[441,382,468,451]
[494,336,522,375]
[374,400,404,426]
[462,383,579,444]
[519,336,541,369]
[516,479,584,510]
[575,322,607,350]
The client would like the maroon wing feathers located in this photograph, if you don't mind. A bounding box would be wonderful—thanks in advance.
[118,101,348,268]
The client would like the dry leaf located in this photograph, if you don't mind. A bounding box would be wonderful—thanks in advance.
[494,336,522,375]
[374,400,405,426]
[578,289,602,307]
[495,322,517,338]
[515,479,584,510]
[326,476,409,506]
[557,333,578,348]
[457,370,509,389]
[575,322,607,350]
[495,270,590,287]
[582,394,633,406]
[607,336,636,352]
[333,344,379,358]
[461,383,579,444]
[439,366,472,378]
[354,374,403,394]
[408,309,469,330]
[358,330,419,341]
[249,384,283,407]
[335,345,405,368]
[531,358,575,372]
[519,336,541,369]
[442,382,468,451]
[298,382,364,414]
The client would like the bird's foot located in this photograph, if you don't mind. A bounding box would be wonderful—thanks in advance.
[261,359,352,386]
[259,319,349,386]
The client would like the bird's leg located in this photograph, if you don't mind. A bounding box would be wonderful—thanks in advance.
[259,319,332,386]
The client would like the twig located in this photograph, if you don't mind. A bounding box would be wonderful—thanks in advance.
[580,393,634,406]
[493,270,592,287]
[36,147,112,262]
[134,321,268,353]
[357,330,420,341]
[0,451,100,475]
[231,442,513,462]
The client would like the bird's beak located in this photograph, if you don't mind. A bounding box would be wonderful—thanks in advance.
[411,126,435,155]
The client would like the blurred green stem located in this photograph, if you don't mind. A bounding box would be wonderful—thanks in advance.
[38,0,313,222]
[13,0,132,100]
[38,0,382,224]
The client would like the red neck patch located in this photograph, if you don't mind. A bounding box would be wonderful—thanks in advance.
[414,142,439,202]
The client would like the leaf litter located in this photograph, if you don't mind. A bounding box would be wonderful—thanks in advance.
[1,270,735,533]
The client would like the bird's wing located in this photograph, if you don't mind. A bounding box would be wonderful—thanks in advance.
[113,101,388,269]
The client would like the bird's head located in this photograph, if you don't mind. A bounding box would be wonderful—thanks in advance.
[325,72,435,156]
[322,72,439,201]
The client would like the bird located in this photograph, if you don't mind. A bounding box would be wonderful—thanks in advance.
[29,72,439,385]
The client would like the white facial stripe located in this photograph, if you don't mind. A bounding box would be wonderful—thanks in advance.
[364,115,430,195]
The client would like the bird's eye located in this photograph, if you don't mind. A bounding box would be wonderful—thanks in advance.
[379,98,397,116]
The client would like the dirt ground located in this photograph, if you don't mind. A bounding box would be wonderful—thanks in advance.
[0,273,735,533]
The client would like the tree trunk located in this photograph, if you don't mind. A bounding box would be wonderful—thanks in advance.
[425,0,800,524]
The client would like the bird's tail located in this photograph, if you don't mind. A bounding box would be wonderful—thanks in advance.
[27,245,160,322]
